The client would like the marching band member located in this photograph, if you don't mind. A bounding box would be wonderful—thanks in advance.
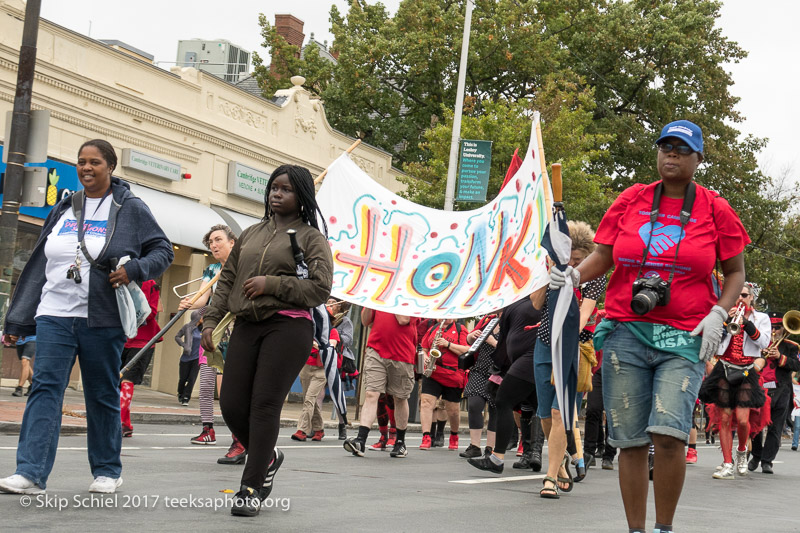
[748,311,800,473]
[418,319,469,450]
[699,283,769,479]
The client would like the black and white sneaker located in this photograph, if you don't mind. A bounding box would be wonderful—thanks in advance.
[231,485,261,517]
[389,440,408,458]
[259,448,284,500]
[343,438,366,457]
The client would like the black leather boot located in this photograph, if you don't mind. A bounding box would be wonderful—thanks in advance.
[338,423,347,440]
[530,415,544,472]
[513,415,532,469]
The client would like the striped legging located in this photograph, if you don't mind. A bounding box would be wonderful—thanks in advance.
[198,363,218,424]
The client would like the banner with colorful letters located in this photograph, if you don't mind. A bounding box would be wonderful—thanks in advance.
[317,122,551,318]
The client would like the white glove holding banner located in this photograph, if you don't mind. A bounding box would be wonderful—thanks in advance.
[549,265,581,290]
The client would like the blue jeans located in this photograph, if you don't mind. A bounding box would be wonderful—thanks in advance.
[601,323,704,448]
[533,339,580,419]
[793,416,799,449]
[15,316,126,489]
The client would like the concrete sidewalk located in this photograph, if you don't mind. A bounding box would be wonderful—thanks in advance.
[0,386,472,436]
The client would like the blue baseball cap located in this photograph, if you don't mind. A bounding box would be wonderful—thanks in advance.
[655,120,703,154]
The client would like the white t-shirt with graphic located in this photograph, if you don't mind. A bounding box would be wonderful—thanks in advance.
[37,196,112,318]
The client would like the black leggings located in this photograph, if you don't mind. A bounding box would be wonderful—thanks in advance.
[467,396,497,432]
[494,374,537,454]
[220,315,313,488]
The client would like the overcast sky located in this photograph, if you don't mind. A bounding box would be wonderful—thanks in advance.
[38,0,798,181]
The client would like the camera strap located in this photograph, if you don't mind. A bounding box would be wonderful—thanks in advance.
[71,189,113,271]
[636,181,697,284]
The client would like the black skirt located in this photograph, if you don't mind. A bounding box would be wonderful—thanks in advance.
[463,342,496,407]
[698,359,766,409]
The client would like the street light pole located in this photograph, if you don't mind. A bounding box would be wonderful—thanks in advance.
[443,0,473,212]
[0,0,42,334]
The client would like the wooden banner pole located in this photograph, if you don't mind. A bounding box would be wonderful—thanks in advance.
[314,138,362,185]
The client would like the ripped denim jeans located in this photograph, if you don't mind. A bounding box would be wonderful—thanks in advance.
[601,323,704,448]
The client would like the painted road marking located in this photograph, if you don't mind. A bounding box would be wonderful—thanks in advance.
[449,474,547,484]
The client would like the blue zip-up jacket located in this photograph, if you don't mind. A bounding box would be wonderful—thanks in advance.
[4,177,174,336]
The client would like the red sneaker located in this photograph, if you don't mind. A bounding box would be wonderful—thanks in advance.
[369,435,388,451]
[516,440,524,456]
[686,448,698,464]
[217,439,246,464]
[291,430,308,442]
[311,430,325,441]
[449,433,459,450]
[420,434,432,450]
[190,426,216,445]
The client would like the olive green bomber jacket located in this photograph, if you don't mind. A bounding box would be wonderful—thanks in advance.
[203,218,333,329]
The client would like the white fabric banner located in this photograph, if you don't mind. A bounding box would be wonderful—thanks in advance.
[316,123,550,318]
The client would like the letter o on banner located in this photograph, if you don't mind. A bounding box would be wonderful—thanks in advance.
[411,253,461,297]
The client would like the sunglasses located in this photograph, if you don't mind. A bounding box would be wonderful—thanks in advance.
[739,293,751,298]
[657,143,694,156]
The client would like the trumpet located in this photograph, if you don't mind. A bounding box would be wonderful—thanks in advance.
[424,319,446,378]
[727,302,746,335]
[764,310,800,355]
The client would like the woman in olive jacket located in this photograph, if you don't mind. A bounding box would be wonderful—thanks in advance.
[201,164,332,517]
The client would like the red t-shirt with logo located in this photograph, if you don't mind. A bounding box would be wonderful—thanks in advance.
[306,328,340,367]
[421,322,469,388]
[367,311,418,364]
[594,181,749,332]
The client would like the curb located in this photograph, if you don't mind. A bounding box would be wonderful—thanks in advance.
[0,421,87,436]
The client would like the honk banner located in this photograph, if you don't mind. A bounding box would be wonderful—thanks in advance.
[317,123,551,318]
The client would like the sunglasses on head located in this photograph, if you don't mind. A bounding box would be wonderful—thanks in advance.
[657,143,694,156]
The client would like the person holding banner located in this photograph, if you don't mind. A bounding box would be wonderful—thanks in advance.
[552,121,749,532]
[0,139,173,495]
[201,164,332,517]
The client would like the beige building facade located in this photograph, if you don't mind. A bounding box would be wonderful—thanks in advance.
[0,0,403,394]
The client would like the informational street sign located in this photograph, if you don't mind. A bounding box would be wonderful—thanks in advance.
[456,139,492,202]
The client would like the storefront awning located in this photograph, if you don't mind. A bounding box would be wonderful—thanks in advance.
[210,205,262,237]
[129,183,227,250]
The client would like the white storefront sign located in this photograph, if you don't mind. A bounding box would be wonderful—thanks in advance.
[227,161,269,203]
[122,148,181,181]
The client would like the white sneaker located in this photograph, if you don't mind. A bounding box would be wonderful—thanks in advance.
[735,449,748,476]
[712,463,734,480]
[0,474,45,494]
[89,476,123,493]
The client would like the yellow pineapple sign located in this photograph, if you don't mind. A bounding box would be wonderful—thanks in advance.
[46,168,59,206]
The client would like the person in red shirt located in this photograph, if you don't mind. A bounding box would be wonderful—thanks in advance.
[343,310,417,458]
[419,319,470,450]
[552,120,749,533]
[119,280,161,438]
[699,283,769,478]
[292,324,340,442]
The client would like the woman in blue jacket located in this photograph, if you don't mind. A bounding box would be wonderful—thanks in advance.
[0,139,173,495]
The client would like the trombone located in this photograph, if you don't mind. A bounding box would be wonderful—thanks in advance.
[765,310,800,354]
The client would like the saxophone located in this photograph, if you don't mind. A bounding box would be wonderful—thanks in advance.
[424,319,446,378]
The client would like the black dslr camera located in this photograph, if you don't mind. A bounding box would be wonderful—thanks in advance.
[630,275,670,315]
[66,264,82,284]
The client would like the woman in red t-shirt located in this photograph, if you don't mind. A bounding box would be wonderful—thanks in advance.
[419,319,469,450]
[550,120,749,532]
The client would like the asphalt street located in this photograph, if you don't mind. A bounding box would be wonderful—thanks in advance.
[1,423,798,532]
